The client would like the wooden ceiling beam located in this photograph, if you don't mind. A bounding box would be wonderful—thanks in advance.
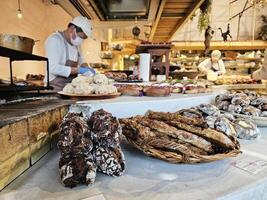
[86,0,105,21]
[149,0,167,41]
[164,3,191,9]
[154,35,170,38]
[163,8,188,13]
[160,16,183,19]
[167,0,193,3]
[168,0,205,41]
[148,0,161,22]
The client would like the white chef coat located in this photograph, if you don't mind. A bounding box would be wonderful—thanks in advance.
[198,58,226,75]
[44,31,85,82]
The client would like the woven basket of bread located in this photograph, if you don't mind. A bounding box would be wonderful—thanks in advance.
[120,109,241,164]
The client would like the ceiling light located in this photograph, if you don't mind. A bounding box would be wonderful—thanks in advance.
[17,0,22,18]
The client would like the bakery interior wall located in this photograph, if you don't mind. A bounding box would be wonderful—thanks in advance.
[172,0,267,41]
[0,0,101,80]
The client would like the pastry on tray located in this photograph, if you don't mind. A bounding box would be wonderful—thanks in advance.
[143,86,171,97]
[61,74,118,95]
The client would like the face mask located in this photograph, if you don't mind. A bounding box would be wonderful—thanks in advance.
[70,29,84,46]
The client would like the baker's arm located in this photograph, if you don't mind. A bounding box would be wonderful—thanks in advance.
[45,36,77,77]
[198,59,210,74]
[218,60,226,75]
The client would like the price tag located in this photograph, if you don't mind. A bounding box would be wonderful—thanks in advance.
[232,158,267,174]
[81,194,106,200]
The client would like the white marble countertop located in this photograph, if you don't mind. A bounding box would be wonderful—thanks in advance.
[2,93,267,200]
[72,93,218,118]
[2,131,267,200]
[75,93,217,105]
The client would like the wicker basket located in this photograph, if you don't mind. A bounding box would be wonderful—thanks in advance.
[125,137,241,164]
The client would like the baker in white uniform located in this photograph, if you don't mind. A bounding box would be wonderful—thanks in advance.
[198,50,226,76]
[44,16,96,91]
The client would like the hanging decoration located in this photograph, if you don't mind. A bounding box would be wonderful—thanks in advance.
[218,24,232,42]
[198,0,213,33]
[132,26,141,38]
[132,17,141,39]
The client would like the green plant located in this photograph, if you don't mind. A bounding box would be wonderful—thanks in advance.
[259,15,267,40]
[198,0,213,33]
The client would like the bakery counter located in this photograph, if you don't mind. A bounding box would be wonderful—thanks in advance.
[0,98,73,127]
[71,93,218,118]
[2,129,267,200]
[0,98,72,190]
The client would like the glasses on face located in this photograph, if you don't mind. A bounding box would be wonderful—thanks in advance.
[74,25,88,39]
[77,31,87,40]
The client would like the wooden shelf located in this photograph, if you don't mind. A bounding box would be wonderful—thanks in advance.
[235,57,262,61]
[172,40,267,50]
[170,57,206,62]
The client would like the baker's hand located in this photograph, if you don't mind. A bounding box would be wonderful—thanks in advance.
[78,67,90,74]
[78,67,96,76]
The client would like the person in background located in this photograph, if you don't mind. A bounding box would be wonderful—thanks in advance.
[198,50,226,76]
[252,49,267,80]
[44,16,96,91]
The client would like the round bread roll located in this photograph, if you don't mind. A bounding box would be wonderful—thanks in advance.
[259,104,267,111]
[241,105,261,116]
[260,111,267,117]
[72,75,93,86]
[93,74,109,85]
[62,83,75,94]
[233,118,260,140]
[94,84,117,94]
[143,86,170,97]
[106,84,118,94]
[228,104,242,114]
[73,83,95,94]
[119,85,142,96]
[217,101,230,111]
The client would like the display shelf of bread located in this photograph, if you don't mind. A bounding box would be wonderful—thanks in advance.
[156,78,213,94]
[212,75,265,91]
[115,78,212,96]
[104,71,141,82]
[115,84,171,97]
[120,104,245,164]
[215,75,260,85]
[25,74,45,86]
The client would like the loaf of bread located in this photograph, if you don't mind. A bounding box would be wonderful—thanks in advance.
[143,86,171,97]
[117,85,142,96]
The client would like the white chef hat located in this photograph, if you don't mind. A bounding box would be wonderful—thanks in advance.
[211,50,221,58]
[71,16,92,38]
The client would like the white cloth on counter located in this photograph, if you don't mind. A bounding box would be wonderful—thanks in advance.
[198,58,226,75]
[44,31,85,82]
